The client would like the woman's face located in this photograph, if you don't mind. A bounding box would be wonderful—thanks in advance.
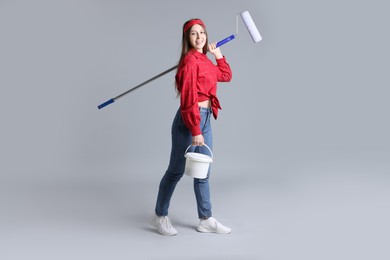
[189,24,207,52]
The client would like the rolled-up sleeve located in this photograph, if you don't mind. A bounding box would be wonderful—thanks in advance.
[215,57,232,82]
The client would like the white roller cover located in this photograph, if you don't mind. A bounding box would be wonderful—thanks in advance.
[240,11,262,42]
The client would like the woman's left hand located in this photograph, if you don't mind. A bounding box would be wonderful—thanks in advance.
[192,134,204,146]
[208,42,223,59]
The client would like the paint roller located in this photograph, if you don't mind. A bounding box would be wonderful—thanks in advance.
[98,10,261,110]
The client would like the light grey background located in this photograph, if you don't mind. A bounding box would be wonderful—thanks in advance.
[1,0,389,259]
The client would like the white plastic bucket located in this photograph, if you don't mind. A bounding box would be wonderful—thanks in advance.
[184,144,213,179]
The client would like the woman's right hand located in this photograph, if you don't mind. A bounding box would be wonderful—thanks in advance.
[208,42,223,59]
[192,134,204,146]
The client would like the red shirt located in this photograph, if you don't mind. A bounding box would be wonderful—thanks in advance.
[175,49,232,136]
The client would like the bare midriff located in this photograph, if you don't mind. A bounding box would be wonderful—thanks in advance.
[198,100,210,108]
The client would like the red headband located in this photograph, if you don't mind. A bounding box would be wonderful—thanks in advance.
[183,19,206,33]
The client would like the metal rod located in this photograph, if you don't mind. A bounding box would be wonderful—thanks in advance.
[114,65,178,100]
[97,65,178,109]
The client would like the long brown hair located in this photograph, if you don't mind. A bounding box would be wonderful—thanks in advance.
[175,19,208,93]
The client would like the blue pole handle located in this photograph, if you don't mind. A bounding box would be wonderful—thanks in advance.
[216,34,235,48]
[98,98,115,109]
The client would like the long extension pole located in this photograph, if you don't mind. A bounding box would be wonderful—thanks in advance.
[98,11,261,110]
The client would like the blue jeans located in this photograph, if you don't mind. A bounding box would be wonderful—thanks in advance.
[155,107,213,219]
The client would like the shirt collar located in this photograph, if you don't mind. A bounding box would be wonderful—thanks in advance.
[190,48,207,60]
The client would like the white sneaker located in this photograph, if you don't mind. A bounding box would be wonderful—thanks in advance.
[197,217,232,234]
[150,215,178,236]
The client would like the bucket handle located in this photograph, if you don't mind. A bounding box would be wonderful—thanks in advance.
[184,144,213,158]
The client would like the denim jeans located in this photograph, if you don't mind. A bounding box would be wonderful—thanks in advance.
[155,107,213,219]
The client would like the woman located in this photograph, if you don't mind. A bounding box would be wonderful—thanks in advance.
[151,18,232,236]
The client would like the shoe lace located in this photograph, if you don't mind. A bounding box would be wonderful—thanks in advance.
[213,219,220,229]
[211,219,225,231]
[160,216,173,229]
